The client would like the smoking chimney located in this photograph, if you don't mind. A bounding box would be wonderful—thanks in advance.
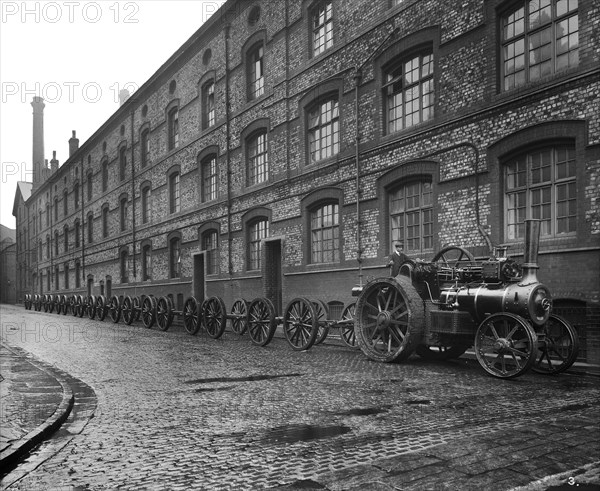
[69,131,79,157]
[31,97,45,188]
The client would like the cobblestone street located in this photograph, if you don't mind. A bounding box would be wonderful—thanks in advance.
[1,304,599,490]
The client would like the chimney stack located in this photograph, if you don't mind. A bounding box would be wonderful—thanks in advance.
[69,130,79,157]
[31,97,45,188]
[50,150,58,171]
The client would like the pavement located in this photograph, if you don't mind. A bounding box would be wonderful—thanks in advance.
[0,304,599,490]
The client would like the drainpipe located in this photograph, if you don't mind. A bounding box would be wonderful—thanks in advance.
[225,23,233,276]
[354,69,363,289]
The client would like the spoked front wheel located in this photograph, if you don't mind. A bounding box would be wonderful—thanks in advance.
[475,313,537,379]
[203,297,226,339]
[532,314,579,374]
[156,297,175,331]
[183,297,201,335]
[339,302,358,348]
[230,298,249,335]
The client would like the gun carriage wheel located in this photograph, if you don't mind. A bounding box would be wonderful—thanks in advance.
[339,302,358,348]
[132,296,142,322]
[77,295,86,317]
[23,294,30,309]
[60,295,69,315]
[203,296,227,339]
[156,296,175,331]
[355,276,424,363]
[34,294,41,311]
[182,297,202,335]
[532,314,579,374]
[86,296,96,319]
[283,297,319,351]
[230,298,249,335]
[312,300,330,345]
[121,296,136,325]
[42,294,49,312]
[247,297,277,346]
[95,295,107,321]
[108,295,121,323]
[48,295,56,313]
[141,296,157,328]
[475,313,537,379]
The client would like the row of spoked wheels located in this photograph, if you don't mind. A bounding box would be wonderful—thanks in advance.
[353,276,579,378]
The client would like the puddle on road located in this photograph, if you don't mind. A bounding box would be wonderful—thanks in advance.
[184,373,303,384]
[263,424,351,445]
[194,386,233,393]
[405,399,432,405]
[336,406,391,416]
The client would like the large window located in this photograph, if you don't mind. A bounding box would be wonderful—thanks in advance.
[142,185,151,224]
[168,107,179,150]
[54,231,59,256]
[102,206,109,238]
[308,97,339,164]
[119,146,127,181]
[501,0,579,91]
[311,203,339,263]
[74,220,80,248]
[102,161,108,192]
[202,230,218,275]
[87,213,94,243]
[120,197,128,231]
[505,145,576,240]
[169,172,180,214]
[120,249,129,283]
[142,244,152,281]
[384,51,434,134]
[312,1,333,57]
[141,129,150,167]
[248,219,268,270]
[169,237,181,278]
[389,181,433,252]
[202,81,215,130]
[247,43,264,100]
[63,190,68,216]
[248,131,268,185]
[63,225,69,252]
[201,155,218,202]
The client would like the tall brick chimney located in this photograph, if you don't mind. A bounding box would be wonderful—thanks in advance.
[31,96,45,188]
[50,151,58,172]
[69,130,79,157]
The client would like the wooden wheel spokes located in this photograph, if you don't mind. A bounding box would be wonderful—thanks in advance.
[77,295,85,318]
[532,314,579,374]
[247,298,276,347]
[42,294,49,312]
[48,295,56,313]
[122,296,135,325]
[34,294,41,311]
[313,300,330,345]
[203,297,226,339]
[141,296,156,328]
[133,297,142,322]
[156,297,174,331]
[61,295,69,315]
[108,295,121,323]
[339,302,358,348]
[70,296,78,317]
[230,298,249,335]
[355,277,424,363]
[87,295,96,319]
[475,313,536,379]
[283,297,318,351]
[95,295,107,321]
[183,297,200,335]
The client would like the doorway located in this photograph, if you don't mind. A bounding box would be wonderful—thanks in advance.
[193,253,205,302]
[264,239,282,314]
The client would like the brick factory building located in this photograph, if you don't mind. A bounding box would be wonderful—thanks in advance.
[13,0,600,362]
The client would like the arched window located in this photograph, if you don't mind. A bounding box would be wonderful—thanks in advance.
[64,262,70,290]
[75,260,81,288]
[201,155,218,202]
[501,0,579,91]
[202,80,215,130]
[63,225,69,252]
[247,42,264,100]
[54,197,58,221]
[247,130,269,185]
[141,184,151,224]
[307,96,339,164]
[168,106,179,150]
[248,218,269,270]
[74,220,80,248]
[87,171,93,201]
[120,248,129,283]
[310,202,339,263]
[169,172,180,214]
[46,203,50,226]
[202,230,218,275]
[142,242,152,281]
[87,212,94,243]
[46,235,50,258]
[54,231,59,256]
[102,205,109,238]
[63,190,68,216]
[169,236,181,278]
[119,146,127,181]
[120,195,128,231]
[141,128,150,167]
[387,179,433,252]
[383,50,434,133]
[74,181,80,209]
[55,266,60,290]
[504,144,576,240]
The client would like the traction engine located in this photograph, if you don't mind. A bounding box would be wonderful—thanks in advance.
[353,219,580,378]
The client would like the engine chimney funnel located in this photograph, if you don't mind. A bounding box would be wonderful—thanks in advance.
[521,219,540,285]
[69,130,79,157]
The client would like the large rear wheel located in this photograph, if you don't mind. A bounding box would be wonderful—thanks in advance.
[247,298,277,347]
[355,276,424,363]
[203,297,227,339]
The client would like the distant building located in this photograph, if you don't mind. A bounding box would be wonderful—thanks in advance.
[13,0,600,362]
[0,224,17,303]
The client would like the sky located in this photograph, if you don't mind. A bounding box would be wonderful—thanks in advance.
[0,0,225,229]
